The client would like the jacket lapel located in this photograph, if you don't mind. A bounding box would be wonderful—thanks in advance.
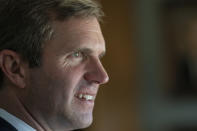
[0,116,17,131]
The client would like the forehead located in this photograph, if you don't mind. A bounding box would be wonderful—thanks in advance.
[45,17,106,55]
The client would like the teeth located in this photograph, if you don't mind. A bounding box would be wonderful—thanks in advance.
[84,95,93,100]
[77,94,94,100]
[79,94,83,99]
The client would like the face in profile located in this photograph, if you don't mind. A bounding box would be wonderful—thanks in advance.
[22,17,109,130]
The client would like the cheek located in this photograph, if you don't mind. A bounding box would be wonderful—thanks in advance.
[31,62,86,103]
[46,64,85,97]
[26,70,70,115]
[55,63,86,86]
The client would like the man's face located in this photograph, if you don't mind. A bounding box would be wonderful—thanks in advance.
[23,17,109,130]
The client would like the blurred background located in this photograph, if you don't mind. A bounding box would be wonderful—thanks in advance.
[80,0,197,131]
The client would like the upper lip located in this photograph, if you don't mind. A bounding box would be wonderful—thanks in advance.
[75,92,97,97]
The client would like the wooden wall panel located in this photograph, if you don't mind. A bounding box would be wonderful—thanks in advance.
[84,0,138,131]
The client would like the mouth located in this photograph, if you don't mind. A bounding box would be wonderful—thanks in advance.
[75,92,97,109]
[74,86,98,109]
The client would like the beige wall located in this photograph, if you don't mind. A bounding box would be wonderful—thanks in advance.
[85,0,138,131]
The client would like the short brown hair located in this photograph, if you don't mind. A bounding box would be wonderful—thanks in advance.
[0,0,104,87]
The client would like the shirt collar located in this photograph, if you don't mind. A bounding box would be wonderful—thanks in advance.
[0,108,36,131]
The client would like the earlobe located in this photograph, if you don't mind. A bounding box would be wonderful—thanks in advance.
[0,50,26,88]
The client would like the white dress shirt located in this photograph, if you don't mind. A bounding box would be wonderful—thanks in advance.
[0,108,36,131]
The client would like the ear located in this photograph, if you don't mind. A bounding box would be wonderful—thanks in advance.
[0,50,27,88]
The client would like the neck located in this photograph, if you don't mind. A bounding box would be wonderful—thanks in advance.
[0,86,46,131]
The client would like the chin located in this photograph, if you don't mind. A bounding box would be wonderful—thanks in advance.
[72,114,93,130]
[81,119,93,129]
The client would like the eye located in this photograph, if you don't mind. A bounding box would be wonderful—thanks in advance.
[63,50,88,67]
[72,51,82,58]
[67,51,87,61]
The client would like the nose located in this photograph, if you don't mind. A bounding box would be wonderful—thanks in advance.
[84,58,109,85]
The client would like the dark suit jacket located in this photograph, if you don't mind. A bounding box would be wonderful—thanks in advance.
[0,117,17,131]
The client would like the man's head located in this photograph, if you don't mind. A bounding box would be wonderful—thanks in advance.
[0,0,104,87]
[0,0,109,130]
